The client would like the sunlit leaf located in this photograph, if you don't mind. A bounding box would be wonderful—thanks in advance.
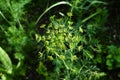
[0,47,12,74]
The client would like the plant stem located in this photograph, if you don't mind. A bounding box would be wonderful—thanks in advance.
[81,9,102,23]
[0,11,11,25]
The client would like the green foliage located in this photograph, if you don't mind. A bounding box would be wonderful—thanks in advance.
[106,45,120,70]
[0,0,36,80]
[1,0,119,80]
[0,0,30,22]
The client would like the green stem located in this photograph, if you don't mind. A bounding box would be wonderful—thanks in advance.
[55,53,69,70]
[81,9,102,23]
[0,11,11,25]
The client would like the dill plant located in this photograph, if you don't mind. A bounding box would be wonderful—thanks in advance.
[35,0,108,80]
[36,13,105,80]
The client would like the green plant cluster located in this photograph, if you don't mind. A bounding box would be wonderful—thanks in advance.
[0,0,36,80]
[0,0,120,80]
[35,14,106,80]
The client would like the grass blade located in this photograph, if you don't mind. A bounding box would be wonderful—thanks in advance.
[35,1,72,25]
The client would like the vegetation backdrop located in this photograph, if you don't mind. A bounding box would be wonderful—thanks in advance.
[0,0,120,80]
